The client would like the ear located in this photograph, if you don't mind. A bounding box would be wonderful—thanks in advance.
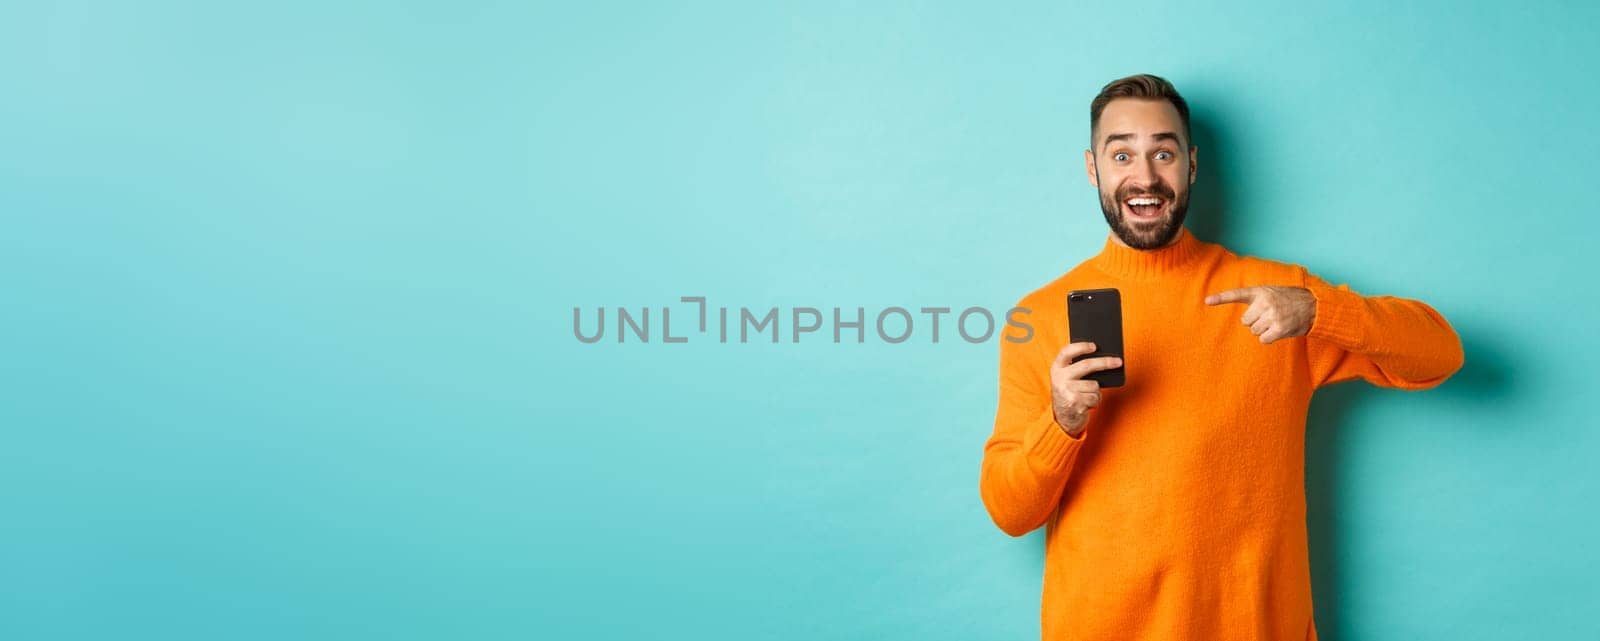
[1188,145,1199,185]
[1084,148,1099,189]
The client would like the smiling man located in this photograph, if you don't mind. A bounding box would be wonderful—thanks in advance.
[978,74,1465,640]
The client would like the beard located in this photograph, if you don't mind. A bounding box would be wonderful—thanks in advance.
[1098,178,1191,250]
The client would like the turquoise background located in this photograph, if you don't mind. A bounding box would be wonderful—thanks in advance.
[3,1,1596,639]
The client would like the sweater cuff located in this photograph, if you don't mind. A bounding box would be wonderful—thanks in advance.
[1024,405,1084,472]
[1305,284,1368,350]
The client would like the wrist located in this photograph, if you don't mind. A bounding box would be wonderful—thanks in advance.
[1053,414,1087,439]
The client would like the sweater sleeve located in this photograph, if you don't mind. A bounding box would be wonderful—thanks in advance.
[978,322,1086,537]
[1299,269,1465,390]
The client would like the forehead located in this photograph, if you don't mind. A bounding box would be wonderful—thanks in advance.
[1096,98,1185,146]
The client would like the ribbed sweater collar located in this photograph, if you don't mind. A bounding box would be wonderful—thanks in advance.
[1089,226,1207,281]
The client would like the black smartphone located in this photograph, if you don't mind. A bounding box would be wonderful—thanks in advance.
[1066,288,1125,388]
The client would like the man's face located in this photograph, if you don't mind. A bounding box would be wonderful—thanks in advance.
[1083,98,1198,249]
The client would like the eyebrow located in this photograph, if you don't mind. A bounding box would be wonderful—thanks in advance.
[1102,131,1183,148]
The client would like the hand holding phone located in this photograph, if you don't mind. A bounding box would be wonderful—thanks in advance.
[1050,341,1123,435]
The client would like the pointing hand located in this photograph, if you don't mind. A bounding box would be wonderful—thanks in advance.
[1204,286,1317,345]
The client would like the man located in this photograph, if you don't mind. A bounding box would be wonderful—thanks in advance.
[978,74,1464,640]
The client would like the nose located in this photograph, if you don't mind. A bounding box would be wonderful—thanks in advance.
[1134,156,1160,187]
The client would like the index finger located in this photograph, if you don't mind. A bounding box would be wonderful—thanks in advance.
[1204,287,1258,306]
[1061,356,1123,381]
[1053,342,1098,369]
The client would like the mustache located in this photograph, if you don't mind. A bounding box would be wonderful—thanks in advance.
[1117,183,1176,201]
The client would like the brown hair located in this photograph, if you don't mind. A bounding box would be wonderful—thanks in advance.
[1089,74,1192,150]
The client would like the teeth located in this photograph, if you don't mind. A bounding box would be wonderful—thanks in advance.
[1127,198,1160,206]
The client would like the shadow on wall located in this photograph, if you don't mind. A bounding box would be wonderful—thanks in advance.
[1304,321,1512,640]
[1186,105,1235,247]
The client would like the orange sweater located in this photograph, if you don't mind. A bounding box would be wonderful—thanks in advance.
[979,226,1463,640]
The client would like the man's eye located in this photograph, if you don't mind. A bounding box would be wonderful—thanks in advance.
[1114,153,1129,162]
[1156,151,1173,160]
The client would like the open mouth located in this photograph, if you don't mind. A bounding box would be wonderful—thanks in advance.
[1123,196,1166,221]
